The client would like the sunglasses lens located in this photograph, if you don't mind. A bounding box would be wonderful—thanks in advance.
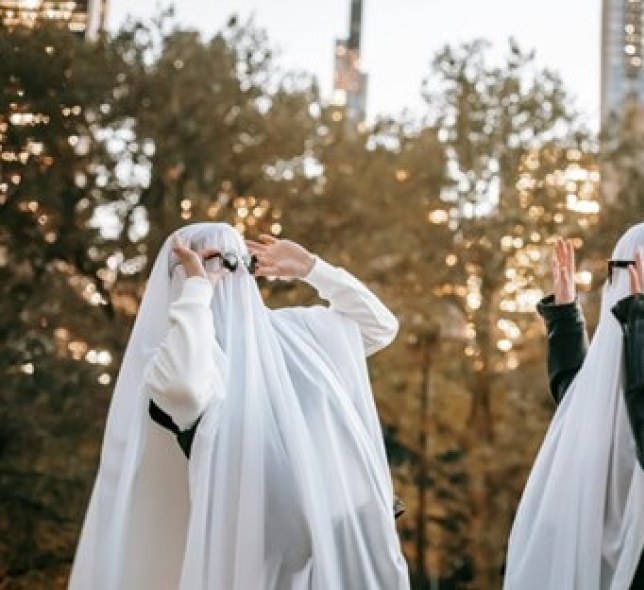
[242,254,258,274]
[222,253,239,271]
[608,260,636,283]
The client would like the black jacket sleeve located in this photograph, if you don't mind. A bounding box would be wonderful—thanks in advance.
[148,399,200,459]
[611,293,644,469]
[537,295,589,405]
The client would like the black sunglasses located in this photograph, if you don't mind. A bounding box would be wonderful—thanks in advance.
[203,251,258,274]
[607,259,635,284]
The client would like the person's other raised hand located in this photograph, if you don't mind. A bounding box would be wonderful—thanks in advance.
[551,237,576,305]
[628,248,644,295]
[245,234,316,281]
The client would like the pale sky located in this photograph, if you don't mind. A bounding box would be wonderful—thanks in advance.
[107,0,602,129]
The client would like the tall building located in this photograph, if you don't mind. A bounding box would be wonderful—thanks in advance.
[332,0,368,124]
[601,0,644,126]
[0,0,107,39]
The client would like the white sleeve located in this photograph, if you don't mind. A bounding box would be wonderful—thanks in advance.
[303,256,399,356]
[142,276,224,430]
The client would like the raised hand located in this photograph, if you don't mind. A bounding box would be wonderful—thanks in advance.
[245,234,316,281]
[550,238,576,305]
[628,248,644,295]
[172,235,225,284]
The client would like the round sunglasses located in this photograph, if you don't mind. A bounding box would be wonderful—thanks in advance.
[203,251,258,275]
[607,259,636,284]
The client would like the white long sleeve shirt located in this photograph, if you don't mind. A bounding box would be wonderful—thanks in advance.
[142,277,223,431]
[143,257,398,432]
[303,256,399,356]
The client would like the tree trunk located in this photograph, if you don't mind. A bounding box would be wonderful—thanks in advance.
[465,285,497,588]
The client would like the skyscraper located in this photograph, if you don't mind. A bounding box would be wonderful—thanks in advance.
[0,0,107,39]
[601,0,644,126]
[332,0,368,124]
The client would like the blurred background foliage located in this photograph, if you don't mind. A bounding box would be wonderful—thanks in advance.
[1,13,643,590]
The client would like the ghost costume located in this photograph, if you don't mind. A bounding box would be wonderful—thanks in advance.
[69,223,410,590]
[504,224,644,589]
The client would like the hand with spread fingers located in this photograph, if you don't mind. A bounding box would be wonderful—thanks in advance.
[551,237,576,305]
[172,235,226,284]
[245,234,316,281]
[628,248,644,295]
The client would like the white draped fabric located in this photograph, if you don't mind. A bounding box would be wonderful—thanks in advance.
[504,223,644,590]
[69,222,409,590]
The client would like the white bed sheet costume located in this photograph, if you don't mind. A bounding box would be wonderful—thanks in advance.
[69,223,410,590]
[504,224,644,590]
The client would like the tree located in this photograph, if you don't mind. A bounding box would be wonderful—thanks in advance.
[0,16,323,586]
[103,15,319,263]
[594,105,644,255]
[0,23,132,585]
[0,18,607,590]
[415,40,600,586]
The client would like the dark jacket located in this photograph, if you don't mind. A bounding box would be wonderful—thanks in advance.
[148,399,200,458]
[536,294,589,405]
[537,293,644,465]
[538,293,644,588]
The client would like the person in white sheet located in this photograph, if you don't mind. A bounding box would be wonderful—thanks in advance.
[69,222,410,590]
[504,226,644,589]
